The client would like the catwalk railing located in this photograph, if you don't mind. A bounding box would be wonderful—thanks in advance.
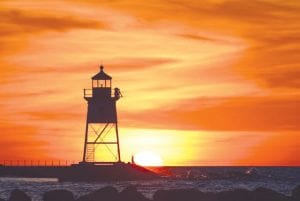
[0,160,78,167]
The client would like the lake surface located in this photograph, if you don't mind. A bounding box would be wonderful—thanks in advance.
[0,167,299,201]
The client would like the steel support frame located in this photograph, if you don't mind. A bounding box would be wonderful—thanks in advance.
[82,122,121,163]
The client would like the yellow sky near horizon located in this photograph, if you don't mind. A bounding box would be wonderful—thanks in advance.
[0,0,299,165]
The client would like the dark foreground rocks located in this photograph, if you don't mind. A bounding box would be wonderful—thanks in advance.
[119,186,150,201]
[8,189,31,201]
[153,187,290,201]
[292,185,300,201]
[3,185,300,201]
[154,188,202,201]
[43,190,74,201]
[77,186,120,201]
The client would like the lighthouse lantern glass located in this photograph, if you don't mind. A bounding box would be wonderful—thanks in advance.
[92,79,111,88]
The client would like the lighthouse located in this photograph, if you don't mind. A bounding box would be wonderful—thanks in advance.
[0,65,159,181]
[82,66,122,164]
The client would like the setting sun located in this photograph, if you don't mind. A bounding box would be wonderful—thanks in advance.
[133,151,163,167]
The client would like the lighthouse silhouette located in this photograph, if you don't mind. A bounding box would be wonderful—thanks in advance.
[82,65,122,164]
[0,65,159,181]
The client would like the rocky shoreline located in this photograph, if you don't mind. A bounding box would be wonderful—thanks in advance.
[2,185,300,201]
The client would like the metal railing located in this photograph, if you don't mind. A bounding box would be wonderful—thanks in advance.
[84,89,93,98]
[83,89,116,98]
[0,160,78,167]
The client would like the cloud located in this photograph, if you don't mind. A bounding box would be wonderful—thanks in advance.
[261,67,300,88]
[235,44,300,89]
[22,110,82,121]
[0,122,50,160]
[207,0,299,23]
[89,0,300,91]
[0,9,103,35]
[177,33,216,42]
[237,131,300,165]
[106,58,178,71]
[120,95,300,131]
[15,57,177,75]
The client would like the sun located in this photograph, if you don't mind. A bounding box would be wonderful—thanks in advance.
[133,150,163,167]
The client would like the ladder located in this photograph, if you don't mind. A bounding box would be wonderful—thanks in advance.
[86,144,95,162]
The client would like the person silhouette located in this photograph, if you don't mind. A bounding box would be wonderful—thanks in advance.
[114,87,123,100]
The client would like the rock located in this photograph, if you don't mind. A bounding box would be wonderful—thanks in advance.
[43,190,74,201]
[215,189,252,201]
[253,187,288,201]
[292,185,300,201]
[199,192,217,201]
[153,189,201,201]
[119,186,149,201]
[8,189,31,201]
[77,186,119,201]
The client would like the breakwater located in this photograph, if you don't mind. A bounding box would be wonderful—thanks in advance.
[2,185,300,201]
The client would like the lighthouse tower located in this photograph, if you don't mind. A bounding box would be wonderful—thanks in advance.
[82,66,122,164]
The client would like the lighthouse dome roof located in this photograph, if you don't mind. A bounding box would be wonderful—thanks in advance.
[92,65,112,80]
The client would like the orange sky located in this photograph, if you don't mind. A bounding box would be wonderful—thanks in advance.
[0,0,299,166]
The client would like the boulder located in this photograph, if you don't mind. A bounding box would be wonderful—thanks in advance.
[215,189,252,201]
[8,189,31,201]
[153,189,201,201]
[43,190,74,201]
[291,185,300,201]
[77,186,119,201]
[119,186,149,201]
[253,187,288,201]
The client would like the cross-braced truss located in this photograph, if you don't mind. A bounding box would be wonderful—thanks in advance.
[84,123,120,163]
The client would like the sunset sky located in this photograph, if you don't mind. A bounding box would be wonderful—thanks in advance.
[0,0,299,166]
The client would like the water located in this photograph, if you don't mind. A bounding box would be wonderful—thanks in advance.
[0,167,299,201]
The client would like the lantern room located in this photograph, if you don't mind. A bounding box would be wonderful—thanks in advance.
[90,65,112,99]
[92,65,112,88]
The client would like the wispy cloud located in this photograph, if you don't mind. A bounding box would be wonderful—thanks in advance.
[0,9,103,35]
[120,95,300,131]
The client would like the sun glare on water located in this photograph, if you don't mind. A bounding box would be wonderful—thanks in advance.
[133,151,163,167]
